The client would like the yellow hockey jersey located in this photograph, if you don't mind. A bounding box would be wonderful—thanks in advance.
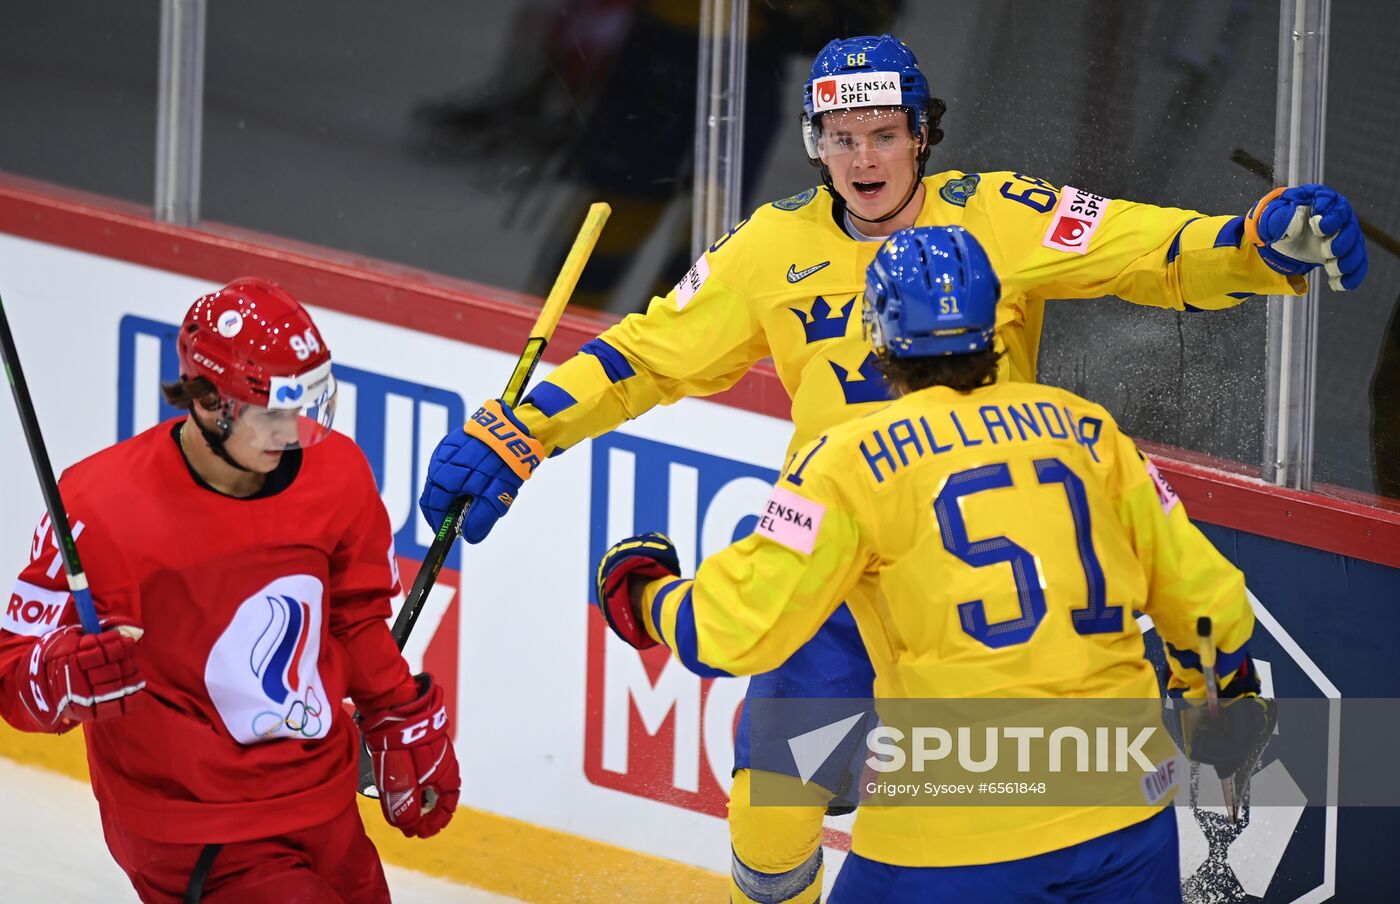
[516,171,1304,460]
[637,379,1255,867]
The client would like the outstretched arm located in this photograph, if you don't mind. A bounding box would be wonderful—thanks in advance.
[975,173,1364,312]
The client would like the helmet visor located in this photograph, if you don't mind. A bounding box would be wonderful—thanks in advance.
[862,282,888,354]
[229,361,338,450]
[811,108,920,160]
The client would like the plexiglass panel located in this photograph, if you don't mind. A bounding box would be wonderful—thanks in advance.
[1314,0,1400,500]
[12,0,1387,495]
[0,2,159,205]
[201,0,701,312]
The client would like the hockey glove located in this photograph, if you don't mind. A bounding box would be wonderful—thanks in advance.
[419,399,545,543]
[1245,183,1368,291]
[1181,695,1277,781]
[361,674,461,839]
[16,617,146,732]
[1168,655,1278,784]
[594,532,681,650]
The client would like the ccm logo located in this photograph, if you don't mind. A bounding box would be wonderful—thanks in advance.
[400,706,448,745]
[26,642,51,713]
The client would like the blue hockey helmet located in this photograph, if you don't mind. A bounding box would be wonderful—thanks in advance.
[801,34,935,160]
[863,226,1001,358]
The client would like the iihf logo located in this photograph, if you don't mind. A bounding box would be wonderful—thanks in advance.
[206,574,330,744]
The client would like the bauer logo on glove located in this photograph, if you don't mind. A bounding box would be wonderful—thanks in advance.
[422,398,544,542]
[466,400,543,478]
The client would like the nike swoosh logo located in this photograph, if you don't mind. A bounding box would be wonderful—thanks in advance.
[786,261,831,283]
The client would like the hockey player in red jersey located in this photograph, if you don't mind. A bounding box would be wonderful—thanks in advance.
[0,278,460,903]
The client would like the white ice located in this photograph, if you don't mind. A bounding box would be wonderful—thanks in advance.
[0,758,522,903]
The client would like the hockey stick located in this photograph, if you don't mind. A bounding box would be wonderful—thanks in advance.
[358,201,611,796]
[0,292,102,634]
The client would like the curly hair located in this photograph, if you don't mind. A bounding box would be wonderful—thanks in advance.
[924,96,947,148]
[876,346,1002,396]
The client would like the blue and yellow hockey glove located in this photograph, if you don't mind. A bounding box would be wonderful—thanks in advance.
[594,532,681,650]
[1245,183,1368,291]
[1167,655,1278,783]
[419,399,544,543]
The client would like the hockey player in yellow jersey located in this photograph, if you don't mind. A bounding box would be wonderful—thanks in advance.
[593,226,1277,902]
[422,34,1363,903]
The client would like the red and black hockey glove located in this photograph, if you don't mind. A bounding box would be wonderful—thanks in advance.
[360,674,461,839]
[16,617,146,732]
[594,532,681,650]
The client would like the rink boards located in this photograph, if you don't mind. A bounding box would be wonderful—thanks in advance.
[1,176,1398,902]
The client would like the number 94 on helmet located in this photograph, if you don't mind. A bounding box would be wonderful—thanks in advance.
[176,277,339,452]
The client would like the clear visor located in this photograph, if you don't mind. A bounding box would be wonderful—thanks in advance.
[228,362,338,451]
[862,286,887,352]
[807,108,921,160]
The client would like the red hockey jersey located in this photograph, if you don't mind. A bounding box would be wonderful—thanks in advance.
[0,420,412,843]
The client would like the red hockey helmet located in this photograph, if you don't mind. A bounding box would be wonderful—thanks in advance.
[178,278,337,448]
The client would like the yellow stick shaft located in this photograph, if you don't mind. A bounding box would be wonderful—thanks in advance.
[535,201,611,341]
[501,202,611,405]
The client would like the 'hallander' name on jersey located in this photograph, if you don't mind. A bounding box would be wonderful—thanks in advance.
[639,379,1256,867]
[858,399,1107,483]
